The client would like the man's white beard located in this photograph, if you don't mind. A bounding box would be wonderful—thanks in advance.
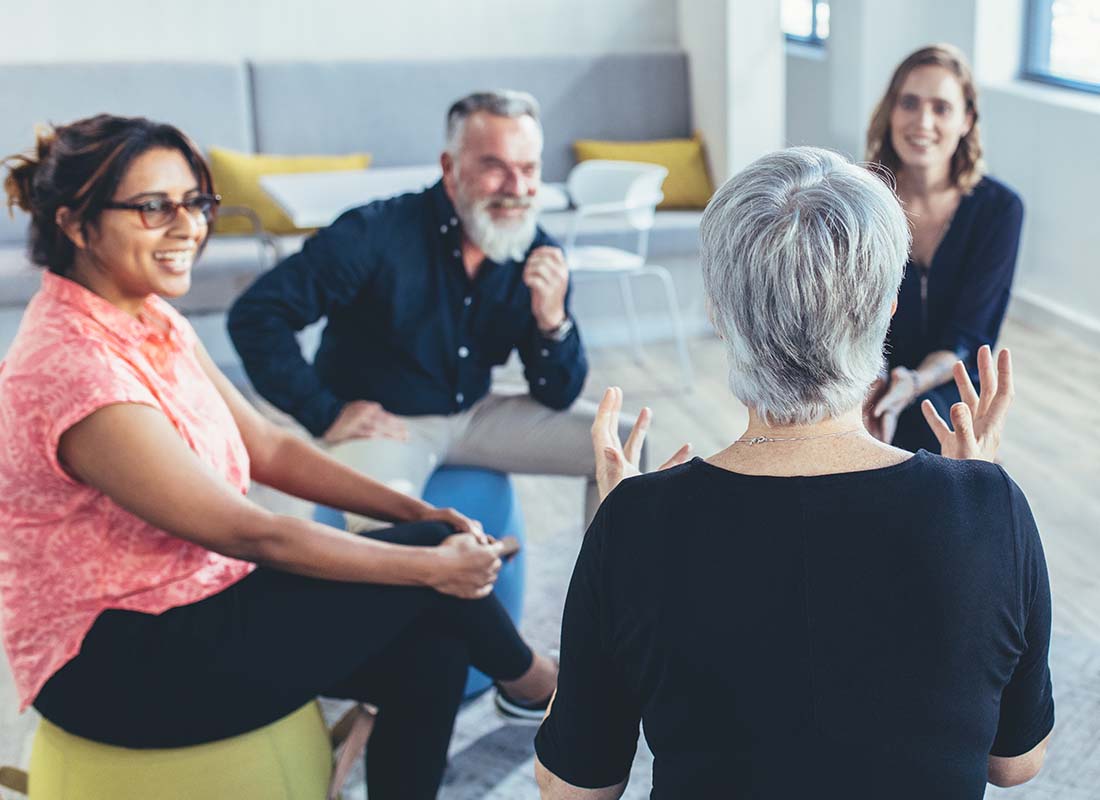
[454,187,538,264]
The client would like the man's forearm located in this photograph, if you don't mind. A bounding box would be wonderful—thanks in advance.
[227,303,344,436]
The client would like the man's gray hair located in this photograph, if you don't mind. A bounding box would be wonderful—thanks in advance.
[700,146,910,425]
[445,90,541,153]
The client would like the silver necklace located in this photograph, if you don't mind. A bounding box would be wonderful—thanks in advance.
[735,428,864,446]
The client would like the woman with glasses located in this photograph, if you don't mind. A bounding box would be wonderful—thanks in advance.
[534,148,1052,798]
[863,44,1024,453]
[0,114,556,799]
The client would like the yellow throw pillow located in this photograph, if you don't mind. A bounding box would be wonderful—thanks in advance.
[572,133,714,210]
[208,148,372,235]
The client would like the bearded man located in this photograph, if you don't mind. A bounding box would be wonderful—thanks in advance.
[229,90,636,532]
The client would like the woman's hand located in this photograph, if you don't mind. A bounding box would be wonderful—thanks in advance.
[591,387,692,501]
[867,367,919,443]
[419,506,487,543]
[427,534,505,599]
[921,345,1013,462]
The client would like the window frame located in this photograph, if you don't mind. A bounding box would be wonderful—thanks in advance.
[783,0,828,48]
[1022,0,1100,95]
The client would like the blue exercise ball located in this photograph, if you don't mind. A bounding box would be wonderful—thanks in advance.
[312,465,526,700]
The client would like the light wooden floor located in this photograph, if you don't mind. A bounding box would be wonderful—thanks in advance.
[1,315,1097,795]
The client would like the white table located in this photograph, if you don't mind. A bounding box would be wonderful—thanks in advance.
[260,165,571,230]
[260,165,442,230]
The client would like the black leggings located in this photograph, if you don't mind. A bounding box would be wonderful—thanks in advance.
[34,521,532,799]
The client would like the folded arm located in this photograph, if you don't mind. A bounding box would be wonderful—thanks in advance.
[518,247,588,409]
[227,211,376,436]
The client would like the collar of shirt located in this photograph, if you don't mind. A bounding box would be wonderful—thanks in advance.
[429,179,463,239]
[40,270,182,350]
[426,180,542,271]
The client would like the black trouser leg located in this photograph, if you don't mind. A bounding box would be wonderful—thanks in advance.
[34,521,532,749]
[344,624,470,800]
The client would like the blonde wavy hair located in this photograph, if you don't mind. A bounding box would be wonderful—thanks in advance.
[865,44,986,193]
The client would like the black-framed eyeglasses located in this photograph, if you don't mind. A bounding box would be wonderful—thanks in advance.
[103,193,221,229]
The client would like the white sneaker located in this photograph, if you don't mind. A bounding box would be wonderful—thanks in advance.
[494,648,558,726]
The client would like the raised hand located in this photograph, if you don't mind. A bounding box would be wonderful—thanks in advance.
[323,400,409,445]
[523,246,569,332]
[591,386,692,501]
[921,345,1013,462]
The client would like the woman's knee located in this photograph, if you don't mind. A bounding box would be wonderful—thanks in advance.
[362,520,453,548]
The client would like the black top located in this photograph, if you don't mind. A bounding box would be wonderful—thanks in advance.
[536,453,1054,799]
[886,176,1023,374]
[227,181,587,437]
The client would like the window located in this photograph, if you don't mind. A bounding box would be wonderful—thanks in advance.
[1024,0,1100,93]
[782,0,830,45]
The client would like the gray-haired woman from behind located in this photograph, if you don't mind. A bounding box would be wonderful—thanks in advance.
[534,147,1053,799]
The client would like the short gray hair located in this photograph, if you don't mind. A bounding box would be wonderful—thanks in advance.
[700,147,910,425]
[445,90,541,153]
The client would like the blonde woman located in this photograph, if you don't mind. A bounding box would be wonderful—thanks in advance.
[865,44,1023,453]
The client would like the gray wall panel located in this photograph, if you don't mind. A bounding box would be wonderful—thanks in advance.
[0,62,254,243]
[250,53,691,182]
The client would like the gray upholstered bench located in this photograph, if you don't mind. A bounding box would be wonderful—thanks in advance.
[0,53,706,354]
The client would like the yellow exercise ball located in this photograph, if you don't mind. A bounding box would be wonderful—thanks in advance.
[28,703,333,799]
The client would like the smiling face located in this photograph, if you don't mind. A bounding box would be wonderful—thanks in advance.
[889,65,974,177]
[442,111,543,262]
[66,147,208,315]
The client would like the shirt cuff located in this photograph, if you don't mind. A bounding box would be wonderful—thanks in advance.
[296,392,347,438]
[538,316,575,343]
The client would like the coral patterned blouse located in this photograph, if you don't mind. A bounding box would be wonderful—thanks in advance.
[0,272,254,710]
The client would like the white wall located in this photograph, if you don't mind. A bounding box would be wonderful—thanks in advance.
[982,83,1100,336]
[679,0,785,182]
[784,43,832,149]
[785,0,1100,342]
[0,0,679,63]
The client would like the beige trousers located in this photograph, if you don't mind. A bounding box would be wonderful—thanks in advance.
[327,389,639,534]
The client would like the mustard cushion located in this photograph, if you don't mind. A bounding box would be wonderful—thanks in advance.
[209,147,371,236]
[28,703,332,800]
[572,133,714,210]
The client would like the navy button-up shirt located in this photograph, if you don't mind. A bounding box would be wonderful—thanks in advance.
[228,181,587,437]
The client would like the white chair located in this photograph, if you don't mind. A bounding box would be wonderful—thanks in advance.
[564,160,693,388]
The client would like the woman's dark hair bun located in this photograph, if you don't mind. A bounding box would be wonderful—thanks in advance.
[1,116,213,274]
[2,125,55,216]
